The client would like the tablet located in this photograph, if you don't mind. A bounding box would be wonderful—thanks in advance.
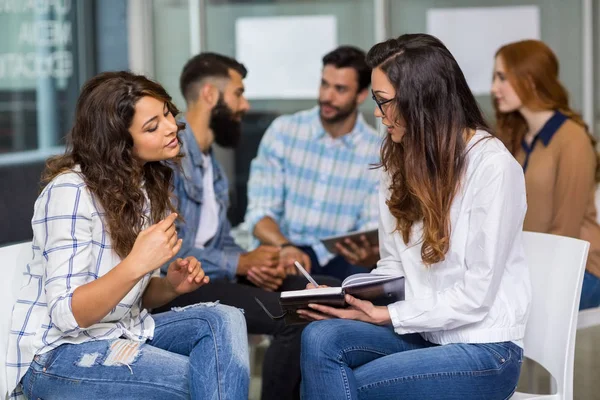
[320,229,379,254]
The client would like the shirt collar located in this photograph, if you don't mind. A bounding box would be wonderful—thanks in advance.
[309,106,368,148]
[521,110,567,152]
[179,115,210,168]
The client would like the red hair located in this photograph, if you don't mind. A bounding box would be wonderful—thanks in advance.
[494,40,599,181]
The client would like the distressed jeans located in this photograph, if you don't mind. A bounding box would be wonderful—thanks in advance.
[301,320,523,400]
[21,303,250,400]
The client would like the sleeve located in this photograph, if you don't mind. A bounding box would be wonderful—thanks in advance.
[168,164,243,281]
[355,167,380,232]
[221,217,246,253]
[371,170,404,276]
[37,181,96,336]
[181,216,243,281]
[549,135,596,237]
[244,117,286,234]
[386,153,527,334]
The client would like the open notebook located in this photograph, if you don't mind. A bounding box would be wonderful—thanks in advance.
[274,273,405,325]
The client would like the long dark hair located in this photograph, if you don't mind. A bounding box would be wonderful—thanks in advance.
[367,33,490,265]
[42,71,184,259]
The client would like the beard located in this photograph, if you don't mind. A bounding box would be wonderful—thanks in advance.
[209,96,245,148]
[318,97,358,124]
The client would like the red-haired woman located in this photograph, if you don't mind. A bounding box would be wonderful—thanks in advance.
[492,39,600,310]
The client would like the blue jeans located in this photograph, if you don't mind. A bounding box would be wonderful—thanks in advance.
[21,303,249,400]
[301,320,523,400]
[580,271,600,310]
[299,246,370,281]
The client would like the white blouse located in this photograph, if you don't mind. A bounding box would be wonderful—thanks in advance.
[374,131,531,345]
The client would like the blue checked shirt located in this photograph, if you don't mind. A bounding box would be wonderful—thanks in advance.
[245,106,382,266]
[7,169,158,399]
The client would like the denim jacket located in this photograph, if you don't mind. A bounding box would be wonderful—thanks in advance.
[161,117,243,281]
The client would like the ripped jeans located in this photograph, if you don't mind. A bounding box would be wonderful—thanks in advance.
[21,303,250,400]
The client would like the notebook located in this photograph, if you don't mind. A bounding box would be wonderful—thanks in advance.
[276,273,405,325]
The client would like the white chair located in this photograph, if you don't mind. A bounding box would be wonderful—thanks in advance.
[510,232,589,400]
[0,242,32,400]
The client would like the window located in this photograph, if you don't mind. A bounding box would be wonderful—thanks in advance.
[0,0,83,158]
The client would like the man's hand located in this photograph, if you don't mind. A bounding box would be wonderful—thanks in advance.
[335,235,379,268]
[247,265,287,291]
[237,245,280,275]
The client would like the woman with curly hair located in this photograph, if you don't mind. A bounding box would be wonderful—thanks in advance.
[6,71,249,400]
[298,34,531,400]
[492,39,600,310]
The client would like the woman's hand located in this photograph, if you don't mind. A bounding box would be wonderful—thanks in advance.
[128,213,182,276]
[166,256,209,295]
[280,246,312,272]
[305,283,329,289]
[297,294,391,325]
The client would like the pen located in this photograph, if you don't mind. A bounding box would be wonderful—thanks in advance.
[294,260,319,287]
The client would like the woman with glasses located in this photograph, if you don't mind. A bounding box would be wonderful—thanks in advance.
[298,33,531,400]
[492,40,600,310]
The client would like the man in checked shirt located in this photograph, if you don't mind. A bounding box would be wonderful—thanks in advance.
[245,46,382,281]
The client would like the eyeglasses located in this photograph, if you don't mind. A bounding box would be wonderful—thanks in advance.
[371,91,394,115]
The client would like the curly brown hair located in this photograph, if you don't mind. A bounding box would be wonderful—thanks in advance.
[42,71,184,259]
[367,34,491,265]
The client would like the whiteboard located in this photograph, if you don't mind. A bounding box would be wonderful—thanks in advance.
[427,6,540,95]
[235,15,337,99]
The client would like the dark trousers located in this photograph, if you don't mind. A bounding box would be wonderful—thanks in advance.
[299,246,371,282]
[153,274,340,400]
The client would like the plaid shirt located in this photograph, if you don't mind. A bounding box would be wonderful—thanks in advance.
[245,106,382,266]
[7,169,157,399]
